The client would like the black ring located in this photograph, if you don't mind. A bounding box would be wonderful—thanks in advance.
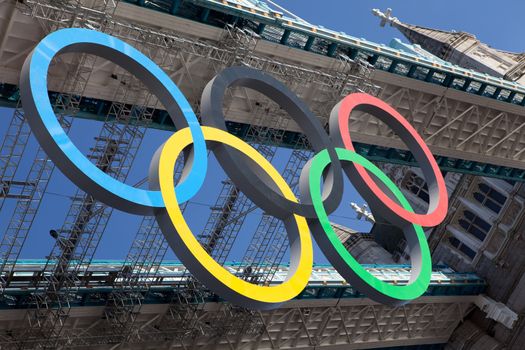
[200,66,344,219]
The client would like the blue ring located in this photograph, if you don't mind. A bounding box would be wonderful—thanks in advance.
[21,28,207,213]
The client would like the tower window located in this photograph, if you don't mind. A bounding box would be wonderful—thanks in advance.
[404,172,429,203]
[473,183,506,213]
[448,236,476,260]
[458,210,491,241]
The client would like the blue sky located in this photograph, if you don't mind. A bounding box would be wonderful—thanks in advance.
[0,1,523,263]
[275,0,525,53]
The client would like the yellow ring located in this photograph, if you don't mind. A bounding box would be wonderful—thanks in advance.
[157,126,313,308]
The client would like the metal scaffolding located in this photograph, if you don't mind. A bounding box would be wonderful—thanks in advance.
[155,26,290,343]
[0,2,121,298]
[0,1,384,348]
[102,152,185,345]
[103,216,170,345]
[239,136,312,285]
[145,27,382,347]
[238,53,379,286]
[0,101,32,210]
[1,1,522,350]
[83,15,266,348]
[91,19,190,347]
[7,1,163,348]
[0,259,484,349]
[21,82,154,348]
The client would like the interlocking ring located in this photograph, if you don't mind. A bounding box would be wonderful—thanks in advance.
[299,148,431,305]
[19,28,207,215]
[21,28,448,310]
[150,126,313,310]
[329,93,448,227]
[200,66,344,219]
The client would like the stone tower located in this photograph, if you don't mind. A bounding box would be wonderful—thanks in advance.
[371,10,525,348]
[373,8,525,84]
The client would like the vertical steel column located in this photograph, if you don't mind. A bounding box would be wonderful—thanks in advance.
[0,101,32,211]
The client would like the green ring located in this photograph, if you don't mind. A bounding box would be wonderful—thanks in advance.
[308,148,432,303]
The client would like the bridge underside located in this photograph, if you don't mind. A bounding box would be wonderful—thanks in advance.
[0,297,473,350]
[0,261,483,349]
[0,1,525,180]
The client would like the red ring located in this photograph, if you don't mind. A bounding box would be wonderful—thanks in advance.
[335,93,448,227]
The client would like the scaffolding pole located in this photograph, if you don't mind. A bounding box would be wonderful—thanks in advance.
[0,2,123,298]
[0,101,32,211]
[239,136,312,285]
[156,26,288,341]
[11,2,159,349]
[88,22,260,348]
[101,45,185,342]
[21,79,154,349]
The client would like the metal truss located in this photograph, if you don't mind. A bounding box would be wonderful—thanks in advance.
[0,0,118,209]
[148,26,294,342]
[157,23,376,341]
[108,4,525,170]
[86,16,275,347]
[150,27,381,344]
[19,0,119,33]
[103,215,170,344]
[197,103,288,261]
[91,24,265,345]
[0,257,485,348]
[237,53,378,286]
[352,76,525,170]
[160,103,290,343]
[0,109,72,295]
[0,0,120,290]
[168,300,474,350]
[5,0,525,170]
[240,301,472,350]
[0,298,476,350]
[95,16,198,346]
[0,2,111,293]
[20,8,382,344]
[0,3,477,349]
[16,0,380,117]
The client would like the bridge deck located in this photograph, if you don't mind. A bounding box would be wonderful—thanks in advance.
[1,1,525,179]
[0,260,485,308]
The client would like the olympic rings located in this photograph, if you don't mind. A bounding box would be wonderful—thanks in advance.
[300,148,431,305]
[329,93,448,227]
[200,66,343,219]
[150,126,313,310]
[19,28,207,215]
[20,28,449,310]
